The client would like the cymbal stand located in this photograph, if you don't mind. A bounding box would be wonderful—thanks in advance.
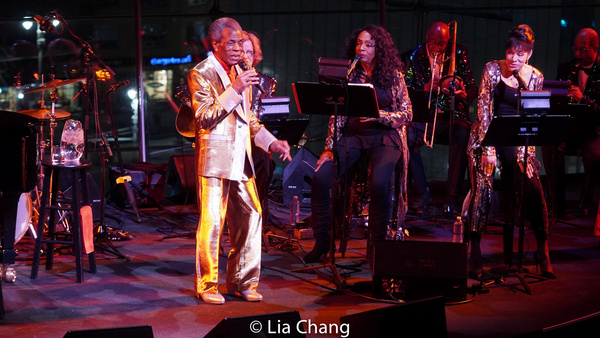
[48,88,59,158]
[29,88,75,253]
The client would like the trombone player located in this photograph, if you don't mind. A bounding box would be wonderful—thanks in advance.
[401,21,478,216]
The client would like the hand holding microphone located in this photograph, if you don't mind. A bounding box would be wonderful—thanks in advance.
[237,60,266,95]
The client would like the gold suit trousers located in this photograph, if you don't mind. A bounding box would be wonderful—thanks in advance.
[195,175,262,294]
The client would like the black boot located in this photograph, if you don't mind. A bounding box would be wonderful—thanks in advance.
[303,240,330,263]
[535,237,556,279]
[468,231,483,280]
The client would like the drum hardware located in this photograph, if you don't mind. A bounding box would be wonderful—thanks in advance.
[18,109,71,120]
[0,192,35,283]
[24,77,86,94]
[1,265,17,283]
[23,84,70,166]
[17,83,76,258]
[14,192,35,244]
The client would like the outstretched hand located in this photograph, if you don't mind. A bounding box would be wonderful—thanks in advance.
[269,140,292,161]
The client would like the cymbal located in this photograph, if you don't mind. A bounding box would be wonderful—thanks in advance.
[25,78,86,94]
[18,109,71,120]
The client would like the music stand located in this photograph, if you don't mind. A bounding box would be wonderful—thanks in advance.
[482,113,571,294]
[290,81,378,287]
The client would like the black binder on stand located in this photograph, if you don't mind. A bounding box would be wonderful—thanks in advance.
[290,81,379,286]
[481,113,571,294]
[292,82,379,118]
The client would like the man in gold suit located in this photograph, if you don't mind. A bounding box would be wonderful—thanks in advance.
[187,17,291,305]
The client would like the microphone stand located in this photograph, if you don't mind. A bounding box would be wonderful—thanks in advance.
[445,71,457,216]
[95,132,129,261]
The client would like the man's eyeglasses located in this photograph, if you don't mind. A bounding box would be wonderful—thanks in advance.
[572,46,593,53]
[242,51,255,56]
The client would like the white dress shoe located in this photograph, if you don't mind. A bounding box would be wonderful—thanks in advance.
[199,290,225,305]
[228,289,263,302]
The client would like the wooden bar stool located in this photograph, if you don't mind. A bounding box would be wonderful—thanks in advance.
[31,158,96,283]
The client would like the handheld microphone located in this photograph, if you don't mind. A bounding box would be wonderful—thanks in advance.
[237,60,266,95]
[34,14,54,32]
[347,55,361,78]
[512,70,527,90]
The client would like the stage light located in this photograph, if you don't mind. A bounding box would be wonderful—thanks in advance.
[22,21,34,30]
[127,89,137,100]
[561,19,568,27]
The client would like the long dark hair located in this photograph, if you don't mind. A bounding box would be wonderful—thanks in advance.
[506,24,535,53]
[343,24,402,89]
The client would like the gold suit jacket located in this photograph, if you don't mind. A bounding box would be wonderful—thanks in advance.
[188,53,276,180]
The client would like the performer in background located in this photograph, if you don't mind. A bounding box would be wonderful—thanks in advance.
[187,17,291,304]
[544,28,600,217]
[242,31,278,225]
[304,24,412,263]
[242,31,277,114]
[466,24,555,280]
[47,38,83,79]
[402,21,477,216]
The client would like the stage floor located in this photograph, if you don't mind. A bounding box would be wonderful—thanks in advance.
[1,186,600,337]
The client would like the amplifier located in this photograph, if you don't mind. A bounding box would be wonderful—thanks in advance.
[373,240,468,302]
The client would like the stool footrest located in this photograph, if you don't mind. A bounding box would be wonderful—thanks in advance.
[40,239,76,246]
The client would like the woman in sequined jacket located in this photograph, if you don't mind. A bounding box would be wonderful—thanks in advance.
[304,24,412,263]
[465,24,555,280]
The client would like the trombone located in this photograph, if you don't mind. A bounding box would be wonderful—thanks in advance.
[423,20,458,148]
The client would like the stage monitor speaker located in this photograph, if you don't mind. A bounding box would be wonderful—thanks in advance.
[63,325,153,338]
[205,311,305,338]
[282,147,317,208]
[340,296,447,338]
[373,240,468,302]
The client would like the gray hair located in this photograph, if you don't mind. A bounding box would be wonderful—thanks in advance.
[208,17,242,51]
